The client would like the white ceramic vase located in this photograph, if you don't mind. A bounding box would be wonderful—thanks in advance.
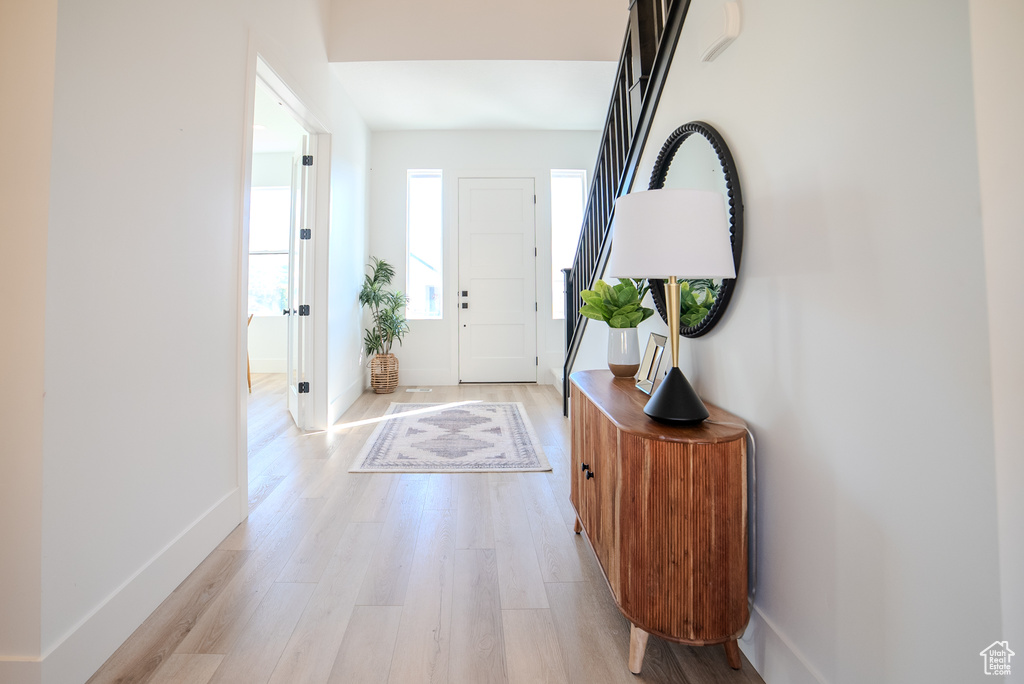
[607,327,641,378]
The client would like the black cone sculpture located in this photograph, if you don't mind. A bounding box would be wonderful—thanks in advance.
[643,367,709,425]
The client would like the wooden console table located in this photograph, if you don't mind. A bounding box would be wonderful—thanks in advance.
[569,370,749,673]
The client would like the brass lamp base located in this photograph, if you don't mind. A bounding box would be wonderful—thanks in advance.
[643,276,709,425]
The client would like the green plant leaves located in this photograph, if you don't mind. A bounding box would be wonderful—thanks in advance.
[579,304,608,321]
[593,280,614,303]
[578,278,655,328]
[677,279,717,328]
[580,290,607,313]
[359,258,409,355]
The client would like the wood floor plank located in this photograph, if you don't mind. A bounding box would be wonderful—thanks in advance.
[455,473,494,549]
[247,473,286,514]
[348,473,399,523]
[488,475,549,609]
[326,606,403,684]
[178,496,325,655]
[86,549,251,684]
[502,609,570,684]
[387,508,456,684]
[545,581,637,684]
[275,474,369,583]
[424,473,456,510]
[540,444,580,530]
[356,477,427,605]
[634,635,693,683]
[218,459,326,552]
[207,582,315,684]
[450,549,508,684]
[147,654,224,684]
[88,377,764,684]
[671,641,762,684]
[517,472,584,583]
[267,522,382,684]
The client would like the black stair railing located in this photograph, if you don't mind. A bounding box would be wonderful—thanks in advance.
[562,0,691,415]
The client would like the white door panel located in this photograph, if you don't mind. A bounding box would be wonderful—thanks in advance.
[458,178,537,383]
[286,135,312,428]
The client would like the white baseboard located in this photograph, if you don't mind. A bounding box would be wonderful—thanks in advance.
[396,369,456,386]
[329,375,366,426]
[740,604,828,684]
[0,659,40,684]
[249,358,286,373]
[27,489,242,684]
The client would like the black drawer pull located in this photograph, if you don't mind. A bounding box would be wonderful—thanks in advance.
[581,462,590,472]
[586,470,595,480]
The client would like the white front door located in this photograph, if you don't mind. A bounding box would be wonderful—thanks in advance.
[458,177,537,383]
[286,135,313,427]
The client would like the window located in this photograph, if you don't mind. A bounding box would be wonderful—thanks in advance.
[551,170,587,319]
[407,170,443,319]
[248,186,291,316]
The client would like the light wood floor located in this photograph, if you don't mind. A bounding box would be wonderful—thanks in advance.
[88,374,764,684]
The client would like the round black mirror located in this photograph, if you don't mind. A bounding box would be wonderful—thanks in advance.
[647,121,743,337]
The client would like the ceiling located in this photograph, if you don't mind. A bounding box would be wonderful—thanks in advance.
[333,60,619,131]
[328,0,626,63]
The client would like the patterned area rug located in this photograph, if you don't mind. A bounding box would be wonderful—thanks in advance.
[349,402,550,473]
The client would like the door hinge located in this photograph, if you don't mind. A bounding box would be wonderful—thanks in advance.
[536,357,539,366]
[298,382,310,393]
[302,155,313,166]
[535,302,538,312]
[300,229,311,240]
[298,305,310,316]
[534,194,537,204]
[534,247,537,256]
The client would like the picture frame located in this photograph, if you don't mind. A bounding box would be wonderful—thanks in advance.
[636,333,667,395]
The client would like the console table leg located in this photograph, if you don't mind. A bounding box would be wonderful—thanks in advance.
[628,624,649,674]
[573,517,582,534]
[724,638,741,669]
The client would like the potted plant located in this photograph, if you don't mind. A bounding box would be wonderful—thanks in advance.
[579,278,655,377]
[359,257,409,393]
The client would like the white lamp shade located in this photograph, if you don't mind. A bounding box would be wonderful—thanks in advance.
[605,189,736,280]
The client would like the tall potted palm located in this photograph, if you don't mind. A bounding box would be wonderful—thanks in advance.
[359,257,409,393]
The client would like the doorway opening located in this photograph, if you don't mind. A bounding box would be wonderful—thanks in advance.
[240,56,330,519]
[247,75,314,429]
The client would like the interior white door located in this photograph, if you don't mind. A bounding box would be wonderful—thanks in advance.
[458,177,537,383]
[286,135,313,427]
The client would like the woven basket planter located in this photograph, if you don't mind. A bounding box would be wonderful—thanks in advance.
[370,353,399,394]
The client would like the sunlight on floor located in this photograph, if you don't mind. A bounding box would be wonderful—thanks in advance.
[304,399,482,435]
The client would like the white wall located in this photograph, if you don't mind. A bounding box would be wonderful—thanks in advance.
[0,0,57,676]
[368,130,601,386]
[248,316,287,373]
[328,0,626,62]
[575,1,1003,682]
[1,1,370,682]
[326,85,371,424]
[969,0,1024,652]
[252,151,293,186]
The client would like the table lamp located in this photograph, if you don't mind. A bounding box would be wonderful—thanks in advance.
[605,189,735,425]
